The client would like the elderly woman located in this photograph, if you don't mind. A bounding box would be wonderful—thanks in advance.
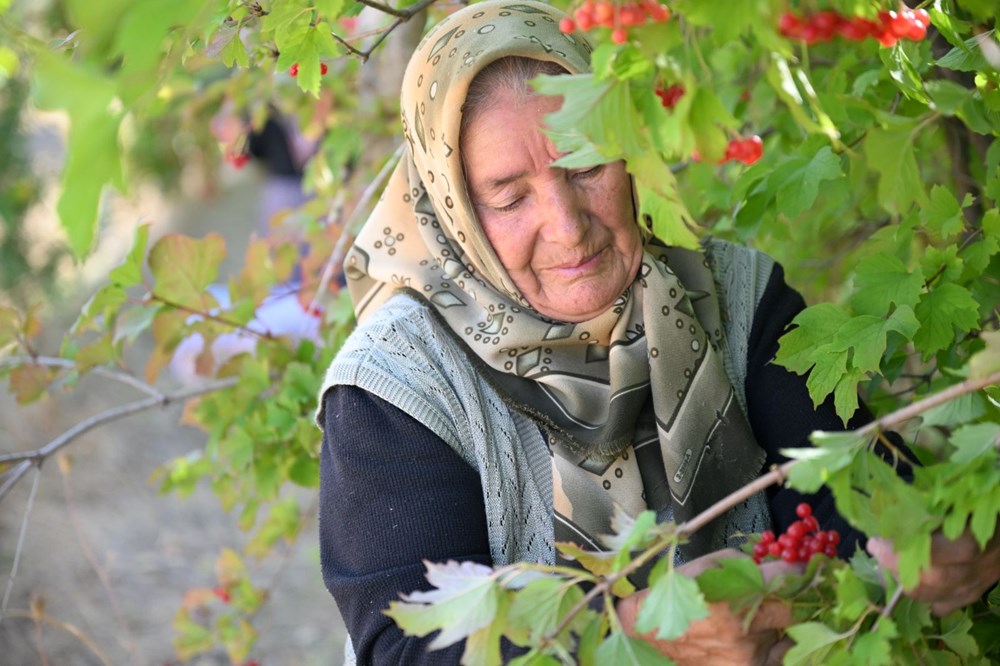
[316,2,1000,664]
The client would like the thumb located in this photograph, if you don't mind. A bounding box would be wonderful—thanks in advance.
[867,537,899,570]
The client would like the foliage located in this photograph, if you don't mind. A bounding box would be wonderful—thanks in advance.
[1,0,999,663]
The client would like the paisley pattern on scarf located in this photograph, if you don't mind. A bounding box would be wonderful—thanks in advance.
[342,0,766,557]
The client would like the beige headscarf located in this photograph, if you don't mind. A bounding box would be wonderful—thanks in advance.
[344,0,765,554]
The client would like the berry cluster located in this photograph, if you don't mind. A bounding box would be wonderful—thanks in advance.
[559,0,671,45]
[655,83,685,109]
[289,62,329,77]
[779,6,930,47]
[722,135,763,166]
[753,503,841,564]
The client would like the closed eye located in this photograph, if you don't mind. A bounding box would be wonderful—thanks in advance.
[570,164,604,180]
[491,198,522,214]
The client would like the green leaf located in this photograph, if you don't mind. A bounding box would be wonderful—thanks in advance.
[635,567,709,640]
[913,283,980,357]
[783,430,865,494]
[32,52,123,259]
[775,303,850,376]
[880,43,928,103]
[920,186,966,241]
[149,233,226,310]
[937,611,979,657]
[507,577,584,644]
[970,486,1000,549]
[921,393,987,428]
[850,254,924,316]
[925,80,974,116]
[696,557,764,606]
[277,22,339,97]
[864,124,926,215]
[832,566,870,623]
[385,560,501,650]
[537,73,647,164]
[784,622,850,666]
[594,632,672,666]
[110,223,150,287]
[774,147,843,219]
[936,31,996,73]
[831,307,920,375]
[220,30,250,68]
[850,616,897,665]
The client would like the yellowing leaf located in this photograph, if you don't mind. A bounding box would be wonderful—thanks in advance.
[149,233,226,310]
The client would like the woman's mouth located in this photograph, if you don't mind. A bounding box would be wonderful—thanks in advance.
[549,248,606,278]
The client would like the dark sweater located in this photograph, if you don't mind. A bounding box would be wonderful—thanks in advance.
[319,264,876,664]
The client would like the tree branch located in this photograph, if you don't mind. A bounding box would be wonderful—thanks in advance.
[540,368,1000,645]
[1,463,41,624]
[0,356,162,398]
[337,0,439,62]
[307,143,404,315]
[0,378,239,500]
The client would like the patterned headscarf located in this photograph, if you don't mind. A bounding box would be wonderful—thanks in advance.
[344,0,766,555]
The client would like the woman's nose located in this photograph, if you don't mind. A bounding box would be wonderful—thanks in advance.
[540,178,587,244]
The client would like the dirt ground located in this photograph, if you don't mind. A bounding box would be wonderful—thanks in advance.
[0,169,347,665]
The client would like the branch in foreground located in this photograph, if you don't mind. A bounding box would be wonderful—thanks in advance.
[542,367,1000,644]
[0,377,239,500]
[337,0,439,62]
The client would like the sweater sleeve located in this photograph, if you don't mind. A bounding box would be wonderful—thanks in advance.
[319,384,524,665]
[744,263,884,558]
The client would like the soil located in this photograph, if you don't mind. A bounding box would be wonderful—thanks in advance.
[0,170,347,665]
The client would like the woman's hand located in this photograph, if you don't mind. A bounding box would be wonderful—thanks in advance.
[867,525,1000,616]
[617,549,797,666]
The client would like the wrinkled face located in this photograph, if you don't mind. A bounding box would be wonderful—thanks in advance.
[462,90,642,323]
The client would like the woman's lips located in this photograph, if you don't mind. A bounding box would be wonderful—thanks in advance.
[548,247,606,278]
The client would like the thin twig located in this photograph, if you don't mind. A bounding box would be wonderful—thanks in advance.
[150,296,276,341]
[0,378,240,494]
[352,0,440,62]
[307,144,404,315]
[59,456,137,662]
[1,463,41,624]
[0,356,162,398]
[3,609,114,666]
[874,582,906,632]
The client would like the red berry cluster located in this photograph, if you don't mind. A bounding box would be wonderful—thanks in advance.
[655,83,685,109]
[289,62,329,77]
[752,503,841,564]
[559,0,671,44]
[779,6,930,47]
[722,135,763,166]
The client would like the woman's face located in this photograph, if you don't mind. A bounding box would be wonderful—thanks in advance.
[462,90,643,323]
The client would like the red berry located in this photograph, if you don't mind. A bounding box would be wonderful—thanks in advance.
[320,62,329,75]
[803,515,819,532]
[795,503,812,519]
[594,0,614,26]
[824,543,838,558]
[611,27,628,44]
[787,521,807,540]
[913,8,931,28]
[226,152,250,169]
[811,11,842,41]
[906,20,927,40]
[778,12,802,38]
[838,19,870,41]
[289,63,299,77]
[883,9,910,37]
[212,586,231,603]
[753,542,769,559]
[778,533,796,549]
[740,135,763,165]
[760,530,775,545]
[781,548,798,563]
[768,542,782,557]
[559,17,576,33]
[828,531,841,546]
